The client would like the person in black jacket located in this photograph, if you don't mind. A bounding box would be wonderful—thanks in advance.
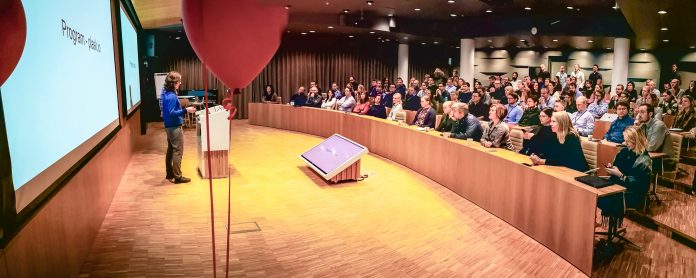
[442,103,483,141]
[290,86,307,107]
[529,111,589,172]
[403,85,421,111]
[304,86,323,108]
[519,108,554,156]
[368,94,387,119]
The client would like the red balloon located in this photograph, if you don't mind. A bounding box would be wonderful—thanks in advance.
[0,0,27,86]
[182,0,288,89]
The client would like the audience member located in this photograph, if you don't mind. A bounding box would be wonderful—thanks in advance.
[481,104,513,150]
[604,102,633,143]
[588,88,609,118]
[571,64,585,85]
[539,87,555,110]
[443,103,483,141]
[570,96,594,136]
[530,112,589,172]
[368,94,387,119]
[436,101,455,132]
[321,90,337,109]
[305,87,323,108]
[658,90,679,117]
[553,99,566,112]
[352,90,371,114]
[504,93,523,124]
[538,64,551,80]
[518,95,541,127]
[674,96,696,130]
[556,65,568,89]
[519,108,554,156]
[413,95,437,128]
[290,86,307,107]
[588,64,602,86]
[337,88,356,112]
[263,85,277,102]
[403,86,421,111]
[635,104,674,171]
[388,93,404,121]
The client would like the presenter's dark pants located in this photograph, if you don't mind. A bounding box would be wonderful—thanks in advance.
[165,126,184,178]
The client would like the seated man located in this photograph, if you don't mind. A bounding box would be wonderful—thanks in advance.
[504,92,523,124]
[635,103,674,172]
[605,101,633,143]
[290,86,307,107]
[518,95,541,127]
[468,91,490,121]
[403,86,421,111]
[570,96,595,136]
[442,103,483,141]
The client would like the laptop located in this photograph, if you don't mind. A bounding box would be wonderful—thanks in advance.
[575,175,613,188]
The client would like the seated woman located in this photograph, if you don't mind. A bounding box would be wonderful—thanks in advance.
[352,91,371,114]
[563,93,577,114]
[337,87,356,112]
[412,95,437,128]
[518,95,541,127]
[519,108,555,156]
[368,94,387,119]
[588,88,609,118]
[321,90,337,109]
[529,111,589,172]
[262,84,277,102]
[674,96,695,130]
[480,104,513,150]
[436,101,455,132]
[599,126,652,217]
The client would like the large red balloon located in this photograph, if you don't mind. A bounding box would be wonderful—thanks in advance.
[0,0,27,86]
[182,0,288,89]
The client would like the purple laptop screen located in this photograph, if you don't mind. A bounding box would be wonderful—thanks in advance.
[301,135,365,174]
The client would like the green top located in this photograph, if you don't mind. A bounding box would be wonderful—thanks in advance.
[518,107,541,127]
[436,113,454,132]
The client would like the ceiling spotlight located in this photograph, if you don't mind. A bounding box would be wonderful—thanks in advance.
[606,47,612,50]
[524,7,531,10]
[175,36,181,40]
[366,1,373,5]
[377,37,381,39]
[552,39,558,42]
[348,35,354,38]
[663,39,669,42]
[309,30,316,33]
[587,40,593,43]
[385,39,390,41]
[301,32,307,35]
[328,26,334,29]
[421,42,426,45]
[566,6,573,10]
[691,46,696,49]
[487,39,493,42]
[450,14,457,17]
[284,5,291,10]
[448,0,455,3]
[519,39,525,42]
[658,10,667,14]
[456,46,460,49]
[414,8,421,11]
[369,31,375,34]
[485,9,492,13]
[434,41,439,44]
[343,9,349,13]
[661,27,668,31]
[403,36,409,39]
[640,48,646,51]
[325,2,330,5]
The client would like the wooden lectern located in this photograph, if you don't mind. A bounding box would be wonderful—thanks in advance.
[196,105,230,178]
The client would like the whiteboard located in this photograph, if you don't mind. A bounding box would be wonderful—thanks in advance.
[154,72,168,99]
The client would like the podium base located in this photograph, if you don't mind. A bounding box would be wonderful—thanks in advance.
[198,150,229,179]
[329,160,361,183]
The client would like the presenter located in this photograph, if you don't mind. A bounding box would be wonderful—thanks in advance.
[162,71,195,183]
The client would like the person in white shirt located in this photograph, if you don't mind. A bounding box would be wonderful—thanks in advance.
[388,93,404,121]
[570,96,595,136]
[337,88,356,112]
[571,64,585,86]
[556,65,568,89]
[539,87,555,109]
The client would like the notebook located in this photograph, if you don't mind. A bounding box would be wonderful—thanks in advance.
[575,175,613,188]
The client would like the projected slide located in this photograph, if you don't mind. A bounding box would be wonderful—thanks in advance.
[120,6,141,113]
[0,0,119,211]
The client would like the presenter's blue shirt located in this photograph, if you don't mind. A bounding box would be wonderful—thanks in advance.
[162,90,184,128]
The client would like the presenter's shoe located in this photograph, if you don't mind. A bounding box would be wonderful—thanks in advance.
[173,176,191,184]
[166,174,175,180]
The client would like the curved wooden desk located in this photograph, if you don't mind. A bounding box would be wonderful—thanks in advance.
[249,103,625,276]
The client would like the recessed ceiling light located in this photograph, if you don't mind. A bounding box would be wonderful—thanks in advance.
[175,36,181,40]
[343,9,349,13]
[388,13,394,16]
[450,14,457,17]
[640,48,646,51]
[325,2,330,5]
[284,5,291,10]
[567,6,573,10]
[309,30,316,33]
[690,46,695,49]
[385,39,390,41]
[658,10,667,14]
[369,31,375,34]
[587,40,593,43]
[543,46,548,48]
[519,39,525,42]
[448,0,455,3]
[552,39,558,42]
[301,32,307,35]
[663,39,669,42]
[403,36,408,39]
[421,42,426,45]
[377,37,381,39]
[606,47,612,50]
[524,7,531,10]
[456,46,460,48]
[434,41,439,44]
[661,27,668,31]
[414,8,421,11]
[485,9,492,13]
[328,26,334,29]
[348,35,354,38]
[366,1,373,5]
[487,39,492,42]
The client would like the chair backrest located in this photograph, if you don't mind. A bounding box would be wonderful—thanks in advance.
[405,110,417,125]
[276,96,282,104]
[509,129,524,152]
[581,139,598,170]
[592,120,611,139]
[662,114,676,128]
[435,114,443,129]
[480,121,490,131]
[670,132,683,159]
[394,111,407,122]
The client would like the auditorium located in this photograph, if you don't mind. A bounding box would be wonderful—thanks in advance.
[2,0,696,277]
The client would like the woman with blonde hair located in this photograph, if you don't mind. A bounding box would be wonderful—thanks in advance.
[530,111,589,172]
[600,125,652,216]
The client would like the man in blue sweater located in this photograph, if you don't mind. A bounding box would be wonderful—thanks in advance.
[161,71,195,183]
[605,102,633,143]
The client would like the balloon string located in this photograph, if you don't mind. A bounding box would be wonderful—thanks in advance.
[203,64,217,278]
[224,90,234,278]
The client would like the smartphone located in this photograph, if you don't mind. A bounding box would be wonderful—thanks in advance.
[522,162,533,167]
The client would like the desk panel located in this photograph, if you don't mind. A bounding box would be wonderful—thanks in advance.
[249,103,625,276]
